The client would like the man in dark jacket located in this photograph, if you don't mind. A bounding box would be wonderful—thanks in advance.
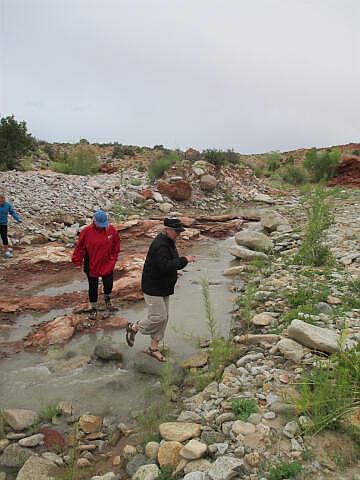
[126,218,195,361]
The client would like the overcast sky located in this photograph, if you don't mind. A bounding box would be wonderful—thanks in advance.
[1,0,359,153]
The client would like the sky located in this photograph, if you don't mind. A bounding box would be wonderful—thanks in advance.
[0,0,359,153]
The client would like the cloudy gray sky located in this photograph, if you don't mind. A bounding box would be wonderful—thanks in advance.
[1,0,359,153]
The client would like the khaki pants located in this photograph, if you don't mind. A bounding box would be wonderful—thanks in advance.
[139,294,170,341]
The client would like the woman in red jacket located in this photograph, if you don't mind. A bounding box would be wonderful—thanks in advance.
[72,210,120,322]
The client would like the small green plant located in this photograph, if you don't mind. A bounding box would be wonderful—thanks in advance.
[111,204,130,221]
[40,404,60,422]
[60,422,81,480]
[235,282,257,330]
[158,466,174,480]
[303,148,340,182]
[148,152,178,181]
[294,186,334,267]
[130,178,142,186]
[268,460,302,480]
[231,398,258,421]
[201,275,219,340]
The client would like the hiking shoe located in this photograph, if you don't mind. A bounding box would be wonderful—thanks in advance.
[105,297,116,312]
[5,250,13,258]
[88,308,97,321]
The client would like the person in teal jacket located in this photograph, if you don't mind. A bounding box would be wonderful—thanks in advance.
[0,193,22,258]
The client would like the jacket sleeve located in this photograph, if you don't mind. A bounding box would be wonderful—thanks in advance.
[156,245,188,274]
[112,228,121,259]
[72,229,87,266]
[9,204,21,222]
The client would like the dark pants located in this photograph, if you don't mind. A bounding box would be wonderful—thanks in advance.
[0,225,8,246]
[87,272,114,303]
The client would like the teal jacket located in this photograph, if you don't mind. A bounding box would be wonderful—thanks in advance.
[0,202,21,225]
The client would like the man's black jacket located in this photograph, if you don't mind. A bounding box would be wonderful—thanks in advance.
[141,232,188,297]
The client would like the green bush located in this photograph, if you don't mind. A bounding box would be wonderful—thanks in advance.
[265,151,281,171]
[148,152,178,181]
[294,187,334,266]
[51,144,99,175]
[294,342,360,433]
[202,149,238,166]
[231,398,258,421]
[280,165,307,185]
[303,148,340,182]
[112,143,137,158]
[0,115,36,170]
[268,461,302,480]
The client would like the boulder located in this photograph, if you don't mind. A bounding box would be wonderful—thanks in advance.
[159,422,201,442]
[94,343,123,362]
[200,174,218,192]
[18,433,44,447]
[16,456,59,480]
[180,439,207,460]
[230,245,268,261]
[0,443,34,468]
[235,230,273,252]
[157,441,182,468]
[157,180,192,201]
[251,312,274,326]
[208,456,244,480]
[132,463,160,480]
[287,319,339,353]
[79,414,102,434]
[277,338,310,362]
[2,409,38,431]
[261,212,288,232]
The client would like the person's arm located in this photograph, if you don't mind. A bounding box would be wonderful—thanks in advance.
[71,229,87,266]
[8,203,21,223]
[112,228,121,260]
[156,245,188,274]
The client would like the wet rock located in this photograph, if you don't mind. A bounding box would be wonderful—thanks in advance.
[133,352,184,384]
[230,245,268,261]
[261,212,288,231]
[157,180,192,201]
[145,441,160,460]
[79,414,102,434]
[157,441,182,468]
[287,319,340,353]
[251,312,274,326]
[182,352,208,368]
[200,174,218,192]
[277,337,310,362]
[132,464,159,480]
[24,315,83,347]
[180,439,207,460]
[159,422,201,442]
[235,230,273,252]
[94,342,123,362]
[18,433,44,447]
[2,409,39,431]
[208,456,244,480]
[16,455,59,480]
[0,443,34,468]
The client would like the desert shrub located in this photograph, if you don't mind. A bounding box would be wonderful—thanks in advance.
[294,186,334,266]
[148,152,178,181]
[265,151,281,171]
[112,143,137,158]
[0,115,36,170]
[303,148,340,182]
[280,165,307,185]
[294,342,360,434]
[202,148,238,166]
[51,144,100,175]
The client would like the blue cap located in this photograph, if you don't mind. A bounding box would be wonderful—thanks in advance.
[94,210,109,228]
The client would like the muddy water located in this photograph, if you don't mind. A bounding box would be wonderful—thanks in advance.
[0,237,240,420]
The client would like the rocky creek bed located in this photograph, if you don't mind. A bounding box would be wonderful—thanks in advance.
[1,181,360,480]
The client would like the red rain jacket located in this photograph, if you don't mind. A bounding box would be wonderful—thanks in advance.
[72,223,121,277]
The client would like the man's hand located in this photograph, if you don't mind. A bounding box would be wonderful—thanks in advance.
[185,255,196,263]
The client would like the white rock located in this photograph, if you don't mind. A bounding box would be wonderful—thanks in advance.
[18,434,44,447]
[287,319,339,353]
